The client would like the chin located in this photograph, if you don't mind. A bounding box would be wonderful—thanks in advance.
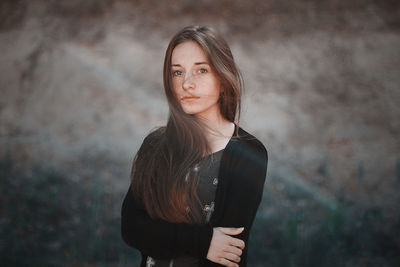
[182,109,200,115]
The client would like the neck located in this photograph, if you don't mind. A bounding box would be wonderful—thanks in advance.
[199,114,230,131]
[196,107,234,151]
[196,106,231,133]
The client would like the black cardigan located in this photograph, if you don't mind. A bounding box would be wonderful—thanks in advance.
[121,125,268,266]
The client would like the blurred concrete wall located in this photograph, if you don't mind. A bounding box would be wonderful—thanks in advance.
[1,1,399,264]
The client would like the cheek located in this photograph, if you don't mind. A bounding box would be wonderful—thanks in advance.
[208,76,222,95]
[170,86,180,103]
[172,78,183,92]
[206,82,221,98]
[171,80,180,94]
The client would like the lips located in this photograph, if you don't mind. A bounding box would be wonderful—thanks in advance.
[180,95,200,101]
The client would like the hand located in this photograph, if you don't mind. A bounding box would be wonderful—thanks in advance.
[206,227,245,267]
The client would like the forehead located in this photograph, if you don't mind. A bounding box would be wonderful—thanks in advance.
[171,41,208,64]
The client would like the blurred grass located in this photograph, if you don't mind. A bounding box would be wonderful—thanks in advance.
[249,178,400,267]
[0,152,140,267]
[1,152,399,266]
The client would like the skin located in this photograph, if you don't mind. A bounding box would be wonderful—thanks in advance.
[171,41,235,153]
[171,41,244,266]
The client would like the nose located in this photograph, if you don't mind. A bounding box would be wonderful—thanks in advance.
[182,73,195,91]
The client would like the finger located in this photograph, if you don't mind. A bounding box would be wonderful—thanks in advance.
[223,252,241,263]
[229,236,245,249]
[219,227,244,236]
[224,245,243,257]
[218,257,239,267]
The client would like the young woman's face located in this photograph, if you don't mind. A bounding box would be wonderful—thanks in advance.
[171,41,222,119]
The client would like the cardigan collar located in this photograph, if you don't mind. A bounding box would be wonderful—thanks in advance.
[209,122,248,224]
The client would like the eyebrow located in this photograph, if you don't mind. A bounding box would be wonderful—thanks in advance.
[171,62,209,67]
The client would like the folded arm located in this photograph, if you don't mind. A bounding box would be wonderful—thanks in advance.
[121,186,213,259]
[209,142,268,266]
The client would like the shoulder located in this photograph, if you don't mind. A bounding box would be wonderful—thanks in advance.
[142,126,166,145]
[223,125,268,195]
[136,126,166,155]
[222,125,268,184]
[231,125,268,164]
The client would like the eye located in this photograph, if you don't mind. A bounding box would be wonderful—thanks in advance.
[172,70,182,76]
[198,68,207,74]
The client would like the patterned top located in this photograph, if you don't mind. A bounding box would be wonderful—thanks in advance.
[146,148,224,267]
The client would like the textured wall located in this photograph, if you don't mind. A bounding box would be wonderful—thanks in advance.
[1,0,399,266]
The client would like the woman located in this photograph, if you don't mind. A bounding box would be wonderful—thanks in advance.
[121,25,268,267]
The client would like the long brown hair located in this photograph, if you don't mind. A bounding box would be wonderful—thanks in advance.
[130,25,244,223]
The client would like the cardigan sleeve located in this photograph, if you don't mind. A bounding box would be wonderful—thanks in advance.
[206,138,268,266]
[121,185,214,259]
